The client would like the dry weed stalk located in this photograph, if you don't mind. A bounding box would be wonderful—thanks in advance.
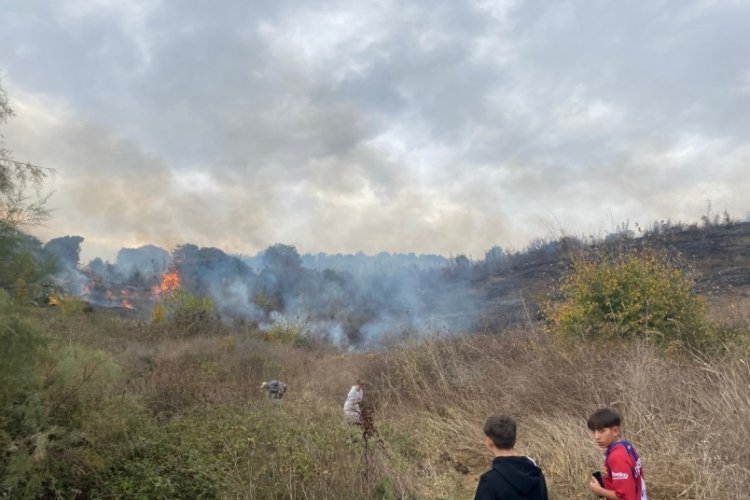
[357,401,379,480]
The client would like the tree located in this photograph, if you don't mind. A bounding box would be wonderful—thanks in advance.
[43,235,84,269]
[261,243,302,273]
[0,79,55,301]
[258,243,303,301]
[0,228,54,301]
[0,79,53,228]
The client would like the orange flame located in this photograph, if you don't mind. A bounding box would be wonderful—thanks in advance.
[121,299,135,310]
[153,270,181,295]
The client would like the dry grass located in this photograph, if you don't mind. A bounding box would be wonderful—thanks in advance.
[27,307,750,499]
[353,331,750,499]
[707,295,750,330]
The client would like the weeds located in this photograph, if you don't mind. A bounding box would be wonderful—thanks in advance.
[543,247,707,346]
[2,286,749,498]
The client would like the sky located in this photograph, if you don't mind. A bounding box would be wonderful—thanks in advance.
[1,0,749,263]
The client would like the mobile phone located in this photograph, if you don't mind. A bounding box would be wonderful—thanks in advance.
[592,470,604,487]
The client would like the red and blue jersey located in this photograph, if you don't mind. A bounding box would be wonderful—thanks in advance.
[603,440,647,500]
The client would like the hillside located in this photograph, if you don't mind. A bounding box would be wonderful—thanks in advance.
[44,221,750,346]
[472,221,750,331]
[3,221,750,499]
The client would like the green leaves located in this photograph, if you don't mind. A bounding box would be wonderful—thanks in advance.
[0,79,53,229]
[0,225,56,303]
[159,289,217,336]
[0,309,46,412]
[544,248,707,345]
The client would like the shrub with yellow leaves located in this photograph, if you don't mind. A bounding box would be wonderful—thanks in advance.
[543,247,707,346]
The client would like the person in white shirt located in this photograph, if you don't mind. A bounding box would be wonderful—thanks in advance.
[343,380,364,423]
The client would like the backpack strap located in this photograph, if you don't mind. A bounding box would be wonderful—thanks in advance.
[605,441,642,479]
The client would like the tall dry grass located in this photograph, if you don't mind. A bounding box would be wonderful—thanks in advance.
[352,332,750,499]
[26,306,750,499]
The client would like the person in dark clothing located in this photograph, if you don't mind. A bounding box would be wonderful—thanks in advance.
[475,414,549,500]
[260,380,288,399]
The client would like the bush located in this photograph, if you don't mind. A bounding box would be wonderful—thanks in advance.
[54,295,87,316]
[97,404,376,499]
[161,289,217,336]
[0,226,55,305]
[0,309,139,499]
[264,314,314,347]
[0,307,44,386]
[150,301,166,324]
[543,247,707,345]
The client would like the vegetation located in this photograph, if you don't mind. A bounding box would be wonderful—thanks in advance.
[0,81,53,228]
[263,314,314,347]
[0,80,56,305]
[161,288,217,336]
[1,298,747,499]
[1,79,748,498]
[543,247,708,346]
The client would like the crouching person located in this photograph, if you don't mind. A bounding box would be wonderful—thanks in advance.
[260,380,288,400]
[475,414,549,500]
[343,380,364,423]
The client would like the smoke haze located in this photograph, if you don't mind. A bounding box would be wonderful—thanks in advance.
[1,1,749,262]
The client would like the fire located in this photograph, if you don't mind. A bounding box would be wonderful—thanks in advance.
[153,270,181,295]
[121,299,135,310]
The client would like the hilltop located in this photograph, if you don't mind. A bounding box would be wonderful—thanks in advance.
[471,220,750,331]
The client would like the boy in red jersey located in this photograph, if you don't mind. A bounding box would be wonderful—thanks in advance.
[587,408,647,500]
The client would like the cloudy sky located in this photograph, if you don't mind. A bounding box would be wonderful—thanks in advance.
[1,0,749,262]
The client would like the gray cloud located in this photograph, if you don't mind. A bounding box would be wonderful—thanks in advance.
[1,0,749,261]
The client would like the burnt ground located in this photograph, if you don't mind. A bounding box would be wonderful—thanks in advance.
[470,221,750,332]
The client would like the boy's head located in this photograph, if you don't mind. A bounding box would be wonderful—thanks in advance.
[587,407,622,449]
[483,414,516,450]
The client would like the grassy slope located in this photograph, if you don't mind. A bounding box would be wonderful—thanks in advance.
[7,222,750,498]
[23,298,750,499]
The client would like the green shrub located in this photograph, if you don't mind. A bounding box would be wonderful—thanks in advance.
[43,345,123,425]
[96,420,220,499]
[0,308,46,408]
[543,247,707,345]
[96,404,374,499]
[0,312,142,499]
[161,289,216,336]
[264,314,314,347]
[55,295,87,316]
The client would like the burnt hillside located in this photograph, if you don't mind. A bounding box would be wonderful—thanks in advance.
[472,221,750,331]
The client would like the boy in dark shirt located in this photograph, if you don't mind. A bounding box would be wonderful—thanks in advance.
[587,408,647,500]
[475,414,549,500]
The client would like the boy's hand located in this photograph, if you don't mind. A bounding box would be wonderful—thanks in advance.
[588,478,618,499]
[588,476,605,496]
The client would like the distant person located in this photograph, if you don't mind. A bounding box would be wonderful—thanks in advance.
[475,414,549,500]
[260,380,288,400]
[343,379,364,423]
[587,407,647,500]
